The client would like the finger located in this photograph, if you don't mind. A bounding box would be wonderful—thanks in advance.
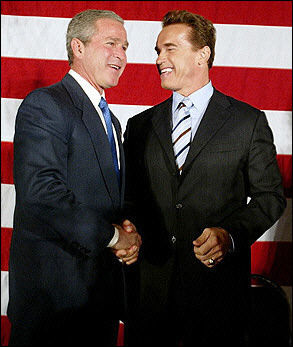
[193,235,205,247]
[193,243,213,257]
[205,258,217,267]
[119,245,138,259]
[122,250,139,263]
[115,249,128,258]
[204,254,225,267]
[125,257,138,265]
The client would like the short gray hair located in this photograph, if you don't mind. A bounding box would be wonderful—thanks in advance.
[66,9,124,66]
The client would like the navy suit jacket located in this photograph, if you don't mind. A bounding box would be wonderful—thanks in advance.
[8,73,125,343]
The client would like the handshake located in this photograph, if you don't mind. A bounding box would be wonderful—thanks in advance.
[111,220,142,265]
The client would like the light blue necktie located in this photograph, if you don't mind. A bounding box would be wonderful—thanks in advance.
[99,97,120,185]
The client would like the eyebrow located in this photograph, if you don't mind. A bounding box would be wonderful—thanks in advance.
[106,36,129,48]
[155,42,177,53]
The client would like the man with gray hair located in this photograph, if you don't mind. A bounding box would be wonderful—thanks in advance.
[8,9,140,345]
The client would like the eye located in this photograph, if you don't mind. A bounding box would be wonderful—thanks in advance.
[107,42,115,46]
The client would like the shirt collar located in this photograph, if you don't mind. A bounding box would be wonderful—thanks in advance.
[68,69,105,106]
[172,81,214,113]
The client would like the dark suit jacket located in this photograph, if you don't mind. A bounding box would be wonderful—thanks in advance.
[8,73,125,345]
[123,89,286,342]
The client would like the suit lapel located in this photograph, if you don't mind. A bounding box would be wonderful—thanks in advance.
[62,74,121,209]
[112,113,125,205]
[83,102,122,208]
[182,90,232,176]
[151,97,177,175]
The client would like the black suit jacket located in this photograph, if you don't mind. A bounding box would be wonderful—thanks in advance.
[8,73,125,344]
[123,89,286,342]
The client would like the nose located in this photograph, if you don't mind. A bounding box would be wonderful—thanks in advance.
[156,51,165,66]
[114,45,127,61]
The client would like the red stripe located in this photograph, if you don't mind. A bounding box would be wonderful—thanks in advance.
[1,58,292,111]
[1,58,70,101]
[1,142,14,185]
[1,228,12,271]
[251,241,292,286]
[1,1,292,26]
[1,316,11,346]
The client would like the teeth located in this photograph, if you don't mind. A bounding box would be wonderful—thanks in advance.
[161,68,173,74]
[109,64,120,70]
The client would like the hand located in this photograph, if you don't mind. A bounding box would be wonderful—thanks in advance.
[192,227,231,267]
[111,219,141,265]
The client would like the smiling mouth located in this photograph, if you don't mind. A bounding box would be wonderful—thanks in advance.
[108,64,121,70]
[160,67,173,75]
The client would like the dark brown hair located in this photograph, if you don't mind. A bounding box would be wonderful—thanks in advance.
[162,10,216,69]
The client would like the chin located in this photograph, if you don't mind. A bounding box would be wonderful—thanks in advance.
[161,82,174,91]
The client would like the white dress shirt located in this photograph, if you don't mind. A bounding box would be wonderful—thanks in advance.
[172,80,214,139]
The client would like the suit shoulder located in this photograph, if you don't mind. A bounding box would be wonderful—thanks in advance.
[128,98,171,125]
[23,82,66,109]
[216,90,261,116]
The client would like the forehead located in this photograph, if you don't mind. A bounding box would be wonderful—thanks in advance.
[94,18,127,39]
[157,23,191,46]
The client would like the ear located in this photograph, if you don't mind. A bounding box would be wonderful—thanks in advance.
[198,46,211,65]
[71,38,84,59]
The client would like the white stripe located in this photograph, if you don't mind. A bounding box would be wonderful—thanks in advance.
[215,23,292,69]
[109,104,150,136]
[1,181,292,243]
[1,98,22,142]
[1,271,9,316]
[1,98,150,141]
[1,15,292,69]
[257,199,292,242]
[1,184,15,229]
[2,98,291,155]
[265,110,292,155]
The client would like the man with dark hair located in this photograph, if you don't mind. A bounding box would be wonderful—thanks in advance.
[124,10,286,346]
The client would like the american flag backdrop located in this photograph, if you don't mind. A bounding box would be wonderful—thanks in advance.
[1,1,292,345]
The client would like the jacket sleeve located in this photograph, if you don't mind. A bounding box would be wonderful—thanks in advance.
[219,111,287,251]
[13,89,115,258]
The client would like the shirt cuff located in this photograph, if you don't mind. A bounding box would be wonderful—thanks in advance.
[229,233,235,252]
[107,227,119,248]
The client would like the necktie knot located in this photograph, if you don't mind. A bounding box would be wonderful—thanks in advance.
[99,97,108,114]
[180,97,193,110]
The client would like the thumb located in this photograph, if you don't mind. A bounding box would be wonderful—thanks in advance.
[122,219,135,233]
[193,230,208,246]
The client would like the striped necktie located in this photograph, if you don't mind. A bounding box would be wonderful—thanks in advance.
[172,97,193,173]
[99,97,120,185]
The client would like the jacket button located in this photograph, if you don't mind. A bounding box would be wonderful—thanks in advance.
[175,203,183,210]
[171,236,176,244]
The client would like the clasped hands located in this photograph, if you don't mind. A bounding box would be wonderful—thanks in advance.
[193,227,232,268]
[111,219,141,265]
[111,224,231,267]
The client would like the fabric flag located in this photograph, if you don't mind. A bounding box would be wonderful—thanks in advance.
[1,1,292,345]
